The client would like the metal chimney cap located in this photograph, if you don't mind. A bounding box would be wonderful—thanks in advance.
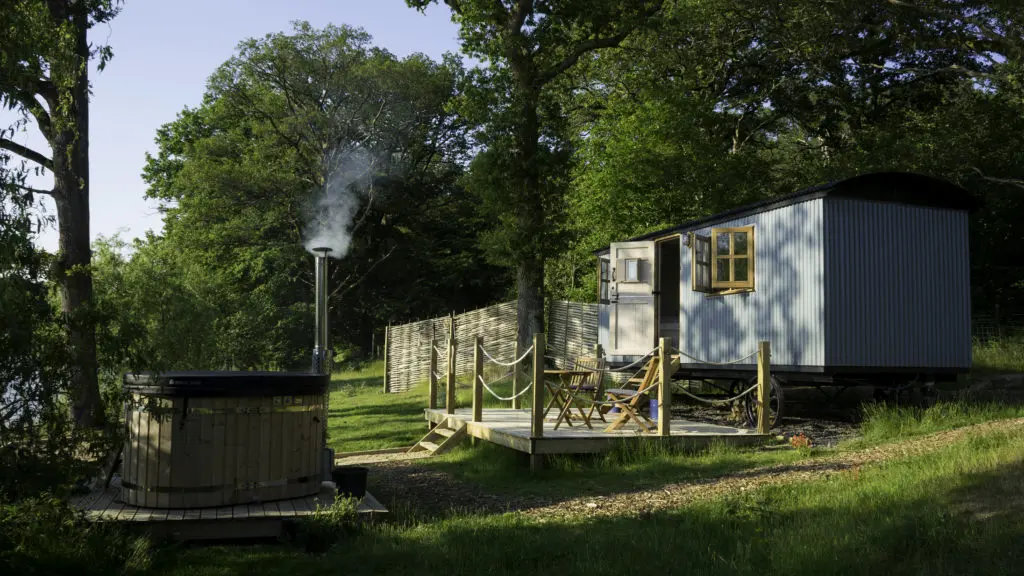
[312,246,333,254]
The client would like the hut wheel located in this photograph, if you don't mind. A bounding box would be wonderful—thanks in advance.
[742,375,785,429]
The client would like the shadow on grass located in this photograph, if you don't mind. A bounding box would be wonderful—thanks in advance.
[160,436,1024,576]
[421,439,805,502]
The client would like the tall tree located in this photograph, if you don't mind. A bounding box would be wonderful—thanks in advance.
[0,0,121,427]
[408,0,663,348]
[141,24,504,368]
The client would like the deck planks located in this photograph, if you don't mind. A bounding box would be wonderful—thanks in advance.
[71,474,385,539]
[424,407,769,454]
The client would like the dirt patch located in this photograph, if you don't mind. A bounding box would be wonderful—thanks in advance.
[356,417,1024,521]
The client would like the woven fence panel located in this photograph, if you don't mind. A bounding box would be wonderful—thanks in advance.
[383,316,451,393]
[384,302,519,393]
[385,300,609,393]
[547,301,599,369]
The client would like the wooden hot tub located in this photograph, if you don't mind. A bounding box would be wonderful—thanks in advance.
[121,371,329,509]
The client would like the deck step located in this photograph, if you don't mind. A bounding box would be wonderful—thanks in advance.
[408,421,467,455]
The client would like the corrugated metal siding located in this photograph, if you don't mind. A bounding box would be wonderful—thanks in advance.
[680,199,825,367]
[824,199,971,369]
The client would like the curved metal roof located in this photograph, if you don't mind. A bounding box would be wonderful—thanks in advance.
[594,172,977,255]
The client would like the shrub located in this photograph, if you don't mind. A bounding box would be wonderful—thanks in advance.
[292,495,360,553]
[0,495,151,575]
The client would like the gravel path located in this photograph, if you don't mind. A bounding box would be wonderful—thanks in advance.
[348,417,1024,521]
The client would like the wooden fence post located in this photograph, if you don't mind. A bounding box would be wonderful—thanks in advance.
[531,333,546,439]
[511,340,522,410]
[757,340,771,434]
[658,337,671,436]
[428,339,438,410]
[446,336,457,416]
[382,323,389,393]
[472,336,483,422]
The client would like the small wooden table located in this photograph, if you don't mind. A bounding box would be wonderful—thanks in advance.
[543,369,594,429]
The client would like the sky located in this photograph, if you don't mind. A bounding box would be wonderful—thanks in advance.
[14,0,462,252]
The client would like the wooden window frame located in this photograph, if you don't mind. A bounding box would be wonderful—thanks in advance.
[598,259,610,304]
[689,233,713,293]
[710,225,755,290]
[622,258,641,283]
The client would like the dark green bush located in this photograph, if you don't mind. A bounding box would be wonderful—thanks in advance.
[0,495,151,575]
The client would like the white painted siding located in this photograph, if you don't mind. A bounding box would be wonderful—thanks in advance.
[824,199,971,369]
[679,199,825,367]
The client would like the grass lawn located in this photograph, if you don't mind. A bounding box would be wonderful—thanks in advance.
[160,419,1024,576]
[972,335,1024,373]
[327,361,428,453]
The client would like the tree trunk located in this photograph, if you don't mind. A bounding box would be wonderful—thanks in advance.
[52,7,102,428]
[515,87,545,351]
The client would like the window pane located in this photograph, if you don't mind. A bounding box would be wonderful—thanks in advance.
[734,232,748,256]
[601,261,609,280]
[716,232,730,254]
[716,258,730,282]
[600,283,608,300]
[625,259,639,282]
[734,258,749,282]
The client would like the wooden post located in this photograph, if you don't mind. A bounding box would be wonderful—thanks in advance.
[382,324,389,393]
[511,340,522,410]
[657,337,671,436]
[472,336,483,422]
[757,340,771,434]
[531,333,546,439]
[428,339,438,410]
[446,336,457,415]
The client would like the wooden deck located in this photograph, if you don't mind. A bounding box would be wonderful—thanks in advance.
[71,475,387,541]
[425,408,768,455]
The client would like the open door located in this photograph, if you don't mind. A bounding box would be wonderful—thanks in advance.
[608,240,657,356]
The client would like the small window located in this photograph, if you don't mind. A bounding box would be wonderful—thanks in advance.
[690,233,712,292]
[624,259,640,282]
[598,259,610,303]
[710,226,755,290]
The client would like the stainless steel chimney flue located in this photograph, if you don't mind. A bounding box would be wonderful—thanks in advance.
[312,247,332,374]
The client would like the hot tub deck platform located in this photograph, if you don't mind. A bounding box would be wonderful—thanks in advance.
[424,408,768,455]
[71,475,386,541]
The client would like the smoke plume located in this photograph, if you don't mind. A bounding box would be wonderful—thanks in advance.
[303,148,375,259]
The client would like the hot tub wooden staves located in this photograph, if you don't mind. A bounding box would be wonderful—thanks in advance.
[121,371,329,509]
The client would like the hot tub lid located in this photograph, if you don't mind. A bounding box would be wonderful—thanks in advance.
[123,371,330,397]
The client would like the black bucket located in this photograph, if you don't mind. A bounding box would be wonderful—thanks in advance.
[331,466,368,499]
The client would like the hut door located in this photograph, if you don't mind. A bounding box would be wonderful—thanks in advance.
[608,240,658,356]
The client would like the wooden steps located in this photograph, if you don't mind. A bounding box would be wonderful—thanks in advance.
[408,418,467,455]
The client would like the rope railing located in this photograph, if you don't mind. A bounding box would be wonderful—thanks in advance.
[677,381,758,405]
[480,345,534,367]
[477,374,534,402]
[432,345,446,358]
[670,346,759,366]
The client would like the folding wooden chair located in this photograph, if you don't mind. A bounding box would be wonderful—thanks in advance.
[572,356,608,426]
[548,358,593,429]
[604,356,660,433]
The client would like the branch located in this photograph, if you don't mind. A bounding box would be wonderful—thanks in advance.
[9,88,53,138]
[0,138,53,171]
[971,167,1024,192]
[536,32,632,87]
[535,2,664,86]
[14,183,55,197]
[328,245,397,299]
[509,0,532,32]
